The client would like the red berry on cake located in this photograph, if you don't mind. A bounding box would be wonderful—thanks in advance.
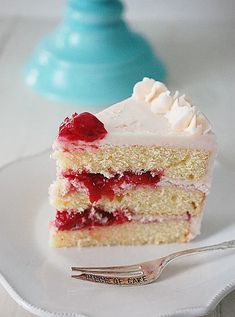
[58,112,107,142]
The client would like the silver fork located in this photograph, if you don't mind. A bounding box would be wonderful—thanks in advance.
[71,240,235,286]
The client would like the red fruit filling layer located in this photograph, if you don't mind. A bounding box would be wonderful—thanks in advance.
[58,112,107,142]
[63,170,164,203]
[54,209,192,231]
[55,208,130,231]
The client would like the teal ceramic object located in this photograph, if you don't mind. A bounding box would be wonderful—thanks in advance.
[24,0,166,107]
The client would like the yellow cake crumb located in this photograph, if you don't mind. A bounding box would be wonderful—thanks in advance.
[53,145,210,180]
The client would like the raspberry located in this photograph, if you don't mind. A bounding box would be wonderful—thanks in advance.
[58,112,107,142]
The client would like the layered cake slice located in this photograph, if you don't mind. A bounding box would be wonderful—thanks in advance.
[49,78,216,247]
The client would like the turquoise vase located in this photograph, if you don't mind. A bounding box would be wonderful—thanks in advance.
[23,0,166,107]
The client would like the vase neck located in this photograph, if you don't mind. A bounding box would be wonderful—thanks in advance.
[66,0,124,25]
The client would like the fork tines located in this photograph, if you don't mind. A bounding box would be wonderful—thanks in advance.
[71,265,148,286]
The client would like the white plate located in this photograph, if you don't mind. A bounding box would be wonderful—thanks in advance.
[0,149,235,317]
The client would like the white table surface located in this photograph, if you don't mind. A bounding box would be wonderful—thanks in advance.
[0,16,234,317]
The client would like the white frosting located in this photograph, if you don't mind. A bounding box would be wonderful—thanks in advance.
[95,97,216,150]
[165,95,196,131]
[151,90,174,114]
[96,78,215,149]
[184,113,198,134]
[133,78,211,135]
[164,95,212,135]
[130,213,190,224]
[159,177,210,195]
[145,81,167,102]
[188,213,203,240]
[185,112,211,135]
[54,78,216,151]
[132,77,156,101]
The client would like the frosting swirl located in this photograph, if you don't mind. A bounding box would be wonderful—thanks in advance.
[145,81,167,102]
[185,112,211,135]
[132,77,155,101]
[165,95,195,131]
[151,90,174,114]
[132,78,211,135]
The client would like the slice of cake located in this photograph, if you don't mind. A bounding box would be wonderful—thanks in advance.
[49,78,216,247]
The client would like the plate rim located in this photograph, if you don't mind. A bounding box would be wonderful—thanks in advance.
[0,151,234,317]
[1,269,235,317]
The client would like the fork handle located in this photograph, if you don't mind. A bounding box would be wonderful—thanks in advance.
[169,239,235,260]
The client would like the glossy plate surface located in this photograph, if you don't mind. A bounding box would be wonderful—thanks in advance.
[0,150,235,317]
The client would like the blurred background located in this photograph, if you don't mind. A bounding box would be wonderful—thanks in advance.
[0,1,235,316]
[1,0,235,21]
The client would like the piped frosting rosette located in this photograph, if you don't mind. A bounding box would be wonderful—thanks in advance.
[132,78,211,136]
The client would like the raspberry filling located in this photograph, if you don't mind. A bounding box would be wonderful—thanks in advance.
[58,112,107,142]
[55,208,130,231]
[63,170,164,203]
[54,209,192,231]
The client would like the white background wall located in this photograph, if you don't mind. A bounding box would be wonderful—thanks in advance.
[0,0,234,22]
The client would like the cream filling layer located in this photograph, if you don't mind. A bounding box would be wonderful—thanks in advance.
[50,176,210,197]
[129,212,190,223]
[130,212,203,240]
[160,177,210,194]
[51,211,202,242]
